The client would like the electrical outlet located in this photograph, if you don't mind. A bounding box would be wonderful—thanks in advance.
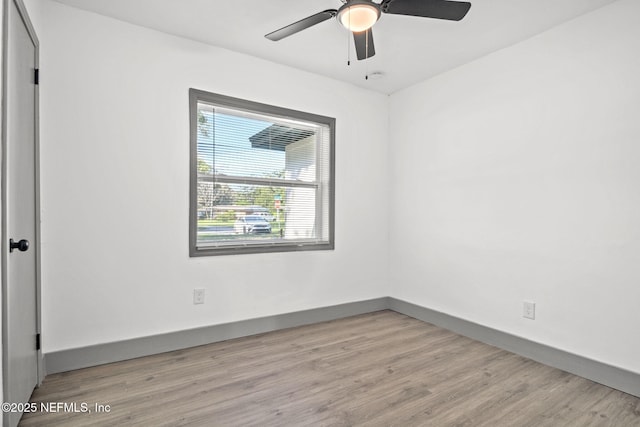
[193,288,205,305]
[523,301,535,320]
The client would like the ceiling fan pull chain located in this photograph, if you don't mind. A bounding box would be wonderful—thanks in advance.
[366,28,369,59]
[365,28,369,80]
[347,6,352,66]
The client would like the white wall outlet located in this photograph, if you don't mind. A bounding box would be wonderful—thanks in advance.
[523,301,535,320]
[193,288,205,305]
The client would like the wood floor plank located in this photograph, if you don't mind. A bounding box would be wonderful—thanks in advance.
[20,311,640,426]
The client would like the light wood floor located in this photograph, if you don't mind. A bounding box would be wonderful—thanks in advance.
[20,310,640,426]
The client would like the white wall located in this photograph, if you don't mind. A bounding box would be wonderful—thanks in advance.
[34,0,390,353]
[389,0,640,374]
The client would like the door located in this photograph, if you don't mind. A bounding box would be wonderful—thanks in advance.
[2,0,40,426]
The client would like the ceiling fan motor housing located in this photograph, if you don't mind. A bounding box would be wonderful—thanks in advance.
[337,0,381,32]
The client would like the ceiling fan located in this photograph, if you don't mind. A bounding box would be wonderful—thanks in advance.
[265,0,472,61]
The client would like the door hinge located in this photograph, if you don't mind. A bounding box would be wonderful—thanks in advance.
[34,68,39,85]
[36,333,41,351]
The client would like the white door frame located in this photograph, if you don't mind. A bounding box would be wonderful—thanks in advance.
[0,0,43,413]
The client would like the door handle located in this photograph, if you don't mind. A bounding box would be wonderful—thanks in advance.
[9,238,29,253]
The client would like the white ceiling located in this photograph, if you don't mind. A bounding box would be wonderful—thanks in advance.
[52,0,617,94]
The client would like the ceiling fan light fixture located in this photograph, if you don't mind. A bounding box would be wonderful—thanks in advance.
[337,2,380,32]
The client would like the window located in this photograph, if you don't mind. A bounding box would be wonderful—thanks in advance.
[189,89,335,256]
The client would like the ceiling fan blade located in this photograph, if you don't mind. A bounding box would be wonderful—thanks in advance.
[353,29,375,60]
[265,9,337,41]
[381,0,471,21]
